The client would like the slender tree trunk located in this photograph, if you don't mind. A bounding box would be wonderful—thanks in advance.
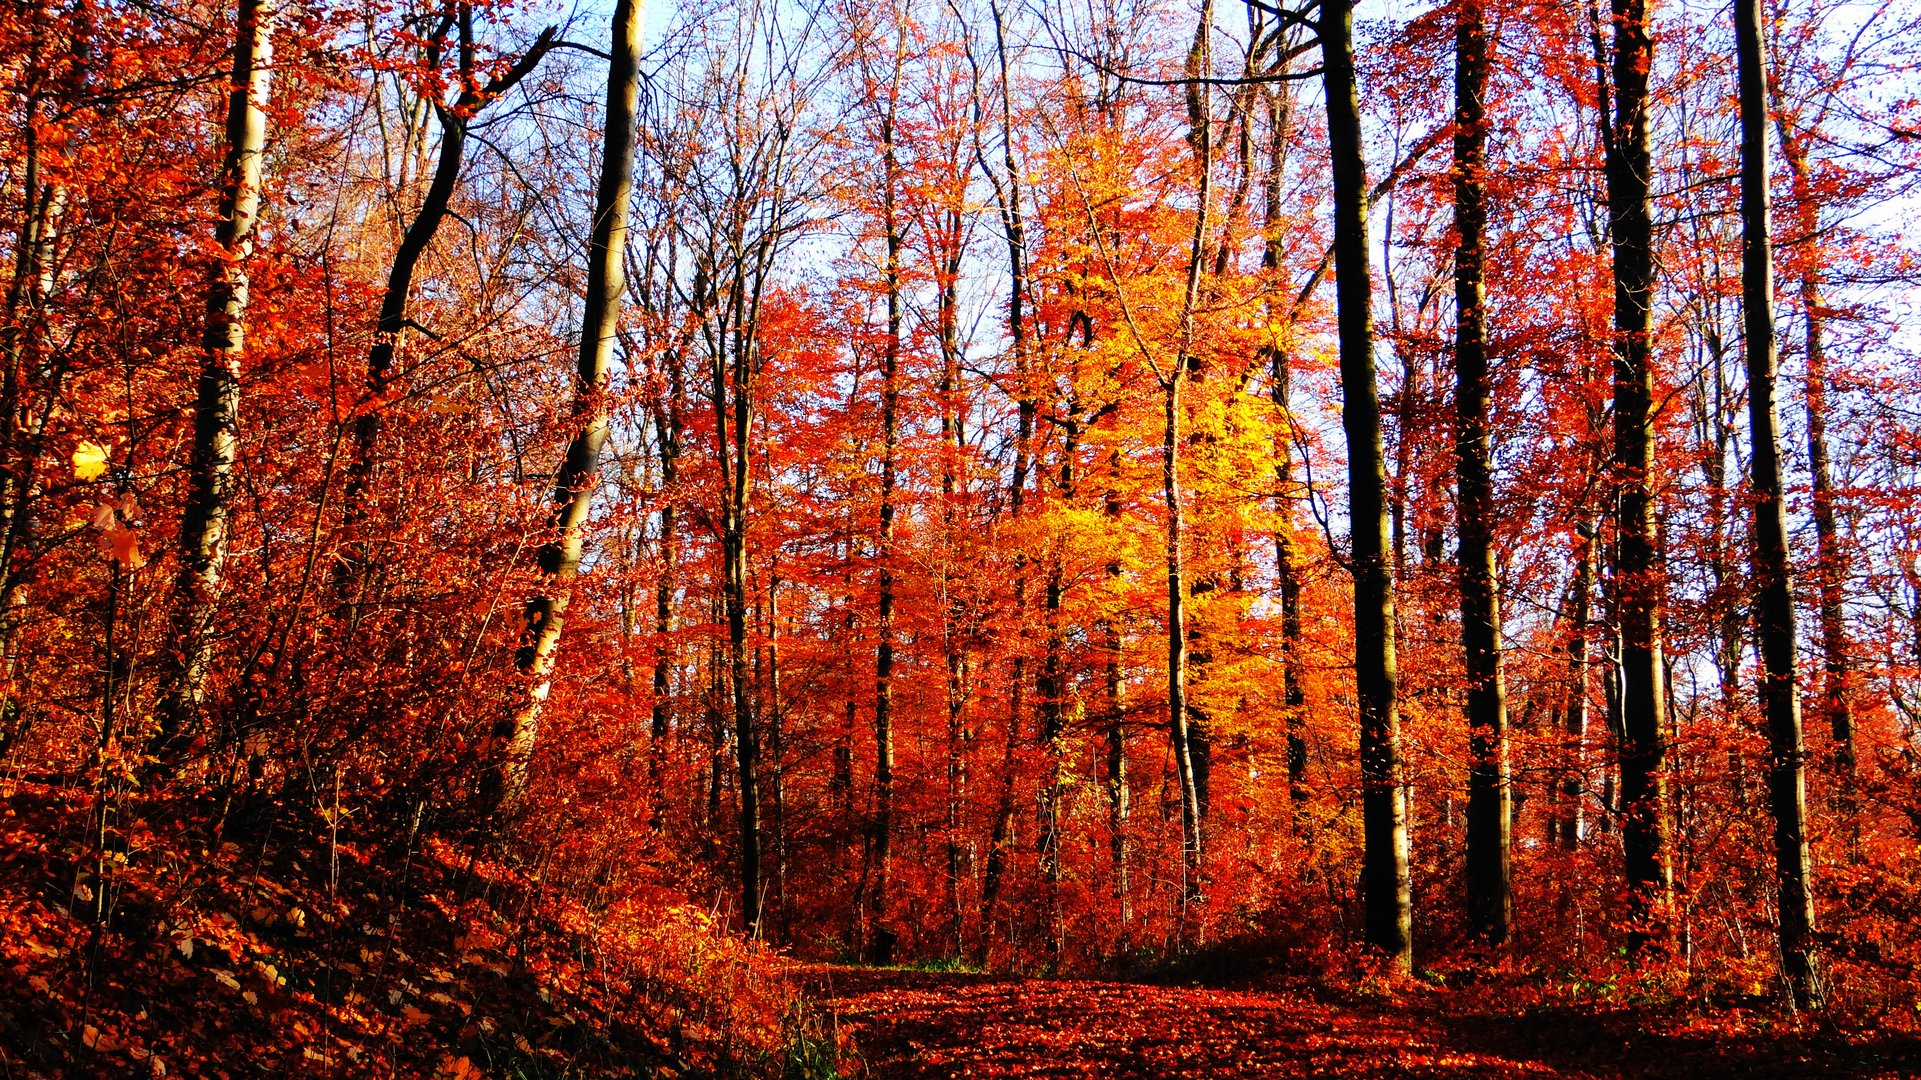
[723,411,759,936]
[492,0,642,809]
[765,574,788,942]
[720,266,764,935]
[869,78,903,952]
[1557,524,1597,849]
[1103,594,1130,932]
[1774,115,1855,794]
[1275,347,1308,812]
[1162,0,1215,924]
[980,0,1034,938]
[1256,64,1309,815]
[337,14,553,597]
[834,541,856,806]
[649,367,683,828]
[1735,0,1820,1007]
[1163,379,1203,913]
[154,0,276,761]
[1454,0,1511,946]
[1605,0,1672,954]
[1322,0,1412,971]
[0,103,63,727]
[938,208,971,955]
[1039,429,1078,958]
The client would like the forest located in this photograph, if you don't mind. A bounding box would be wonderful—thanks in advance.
[2,0,1921,1074]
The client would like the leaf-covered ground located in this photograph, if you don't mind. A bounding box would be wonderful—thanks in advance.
[0,781,802,1079]
[805,965,1921,1079]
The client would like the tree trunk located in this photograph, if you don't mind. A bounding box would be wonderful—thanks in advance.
[1257,57,1309,816]
[1162,0,1215,924]
[868,73,903,952]
[1774,111,1855,796]
[980,0,1034,939]
[337,12,553,597]
[0,102,65,728]
[1735,0,1820,1007]
[1605,0,1671,955]
[765,574,788,942]
[723,393,760,936]
[1039,425,1079,958]
[938,205,971,955]
[1103,596,1130,932]
[1557,524,1596,849]
[154,0,276,761]
[649,359,684,829]
[492,0,642,809]
[1454,0,1511,946]
[1323,0,1412,970]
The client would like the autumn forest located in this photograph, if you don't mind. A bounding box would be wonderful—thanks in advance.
[3,0,1921,1074]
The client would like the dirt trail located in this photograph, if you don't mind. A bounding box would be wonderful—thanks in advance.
[801,965,1913,1079]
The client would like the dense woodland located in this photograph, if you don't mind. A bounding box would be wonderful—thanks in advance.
[4,0,1921,1074]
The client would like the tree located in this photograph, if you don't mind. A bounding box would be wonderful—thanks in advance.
[1322,0,1413,970]
[495,0,643,810]
[1735,0,1819,1007]
[1454,0,1511,946]
[336,8,555,597]
[153,0,277,763]
[1604,0,1671,954]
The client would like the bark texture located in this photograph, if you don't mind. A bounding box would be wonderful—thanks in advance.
[1323,0,1412,969]
[1454,0,1511,945]
[1735,0,1820,1006]
[1605,0,1672,952]
[154,0,277,761]
[495,0,643,810]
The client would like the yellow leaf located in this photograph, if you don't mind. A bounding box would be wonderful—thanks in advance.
[72,441,109,481]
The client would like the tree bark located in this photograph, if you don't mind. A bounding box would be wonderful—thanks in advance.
[1255,49,1309,815]
[492,0,642,810]
[1161,0,1215,923]
[1322,0,1412,970]
[936,199,971,955]
[868,60,903,952]
[649,353,684,829]
[0,97,66,732]
[1604,0,1672,955]
[1773,110,1855,794]
[980,0,1035,937]
[1454,0,1511,946]
[1102,586,1130,932]
[1556,524,1597,849]
[154,0,276,761]
[1735,0,1820,1007]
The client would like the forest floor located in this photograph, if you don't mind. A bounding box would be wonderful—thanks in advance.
[802,963,1921,1079]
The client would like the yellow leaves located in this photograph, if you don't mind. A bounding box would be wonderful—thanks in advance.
[71,440,109,481]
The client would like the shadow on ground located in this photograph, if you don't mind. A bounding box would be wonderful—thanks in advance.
[800,965,1920,1078]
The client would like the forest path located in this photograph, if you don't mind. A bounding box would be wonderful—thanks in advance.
[800,964,1906,1078]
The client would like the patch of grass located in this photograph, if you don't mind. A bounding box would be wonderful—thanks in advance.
[781,1002,844,1080]
[907,955,980,975]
